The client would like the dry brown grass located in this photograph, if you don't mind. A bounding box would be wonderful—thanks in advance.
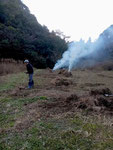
[1,68,113,149]
[0,59,25,75]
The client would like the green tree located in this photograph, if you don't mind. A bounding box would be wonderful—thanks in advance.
[0,0,68,68]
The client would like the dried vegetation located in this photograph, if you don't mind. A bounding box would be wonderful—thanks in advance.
[1,65,113,149]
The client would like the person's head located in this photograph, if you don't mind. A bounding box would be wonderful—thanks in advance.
[24,59,29,64]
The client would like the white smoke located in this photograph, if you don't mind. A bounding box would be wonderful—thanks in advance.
[53,25,113,72]
[53,38,96,71]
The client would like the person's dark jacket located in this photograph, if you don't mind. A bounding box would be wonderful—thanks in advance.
[26,63,34,74]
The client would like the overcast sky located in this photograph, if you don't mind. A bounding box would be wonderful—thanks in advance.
[22,0,113,42]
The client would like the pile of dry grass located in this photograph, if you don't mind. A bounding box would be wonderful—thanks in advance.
[51,77,72,86]
[40,88,113,115]
[89,88,112,96]
[58,69,72,77]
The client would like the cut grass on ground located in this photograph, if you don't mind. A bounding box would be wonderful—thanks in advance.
[0,69,113,150]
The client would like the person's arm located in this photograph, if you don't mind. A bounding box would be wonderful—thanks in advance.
[26,64,29,74]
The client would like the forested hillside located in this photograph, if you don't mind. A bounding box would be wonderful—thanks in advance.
[0,0,68,68]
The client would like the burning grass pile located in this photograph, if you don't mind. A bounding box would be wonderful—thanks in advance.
[58,69,72,77]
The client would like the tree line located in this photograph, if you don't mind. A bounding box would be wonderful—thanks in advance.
[0,0,68,68]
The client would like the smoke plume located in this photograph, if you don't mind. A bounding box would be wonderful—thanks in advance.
[53,26,112,72]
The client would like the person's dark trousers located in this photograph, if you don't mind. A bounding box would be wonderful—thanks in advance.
[28,73,34,88]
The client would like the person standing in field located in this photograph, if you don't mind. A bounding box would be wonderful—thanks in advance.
[24,60,34,88]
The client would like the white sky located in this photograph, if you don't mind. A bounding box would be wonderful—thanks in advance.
[22,0,113,42]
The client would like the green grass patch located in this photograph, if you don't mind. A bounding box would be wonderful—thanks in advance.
[0,96,43,129]
[0,72,27,92]
[39,96,48,100]
[0,115,113,150]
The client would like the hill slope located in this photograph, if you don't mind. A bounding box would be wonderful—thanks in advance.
[0,0,68,68]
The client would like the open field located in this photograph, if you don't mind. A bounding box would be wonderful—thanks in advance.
[0,68,113,149]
